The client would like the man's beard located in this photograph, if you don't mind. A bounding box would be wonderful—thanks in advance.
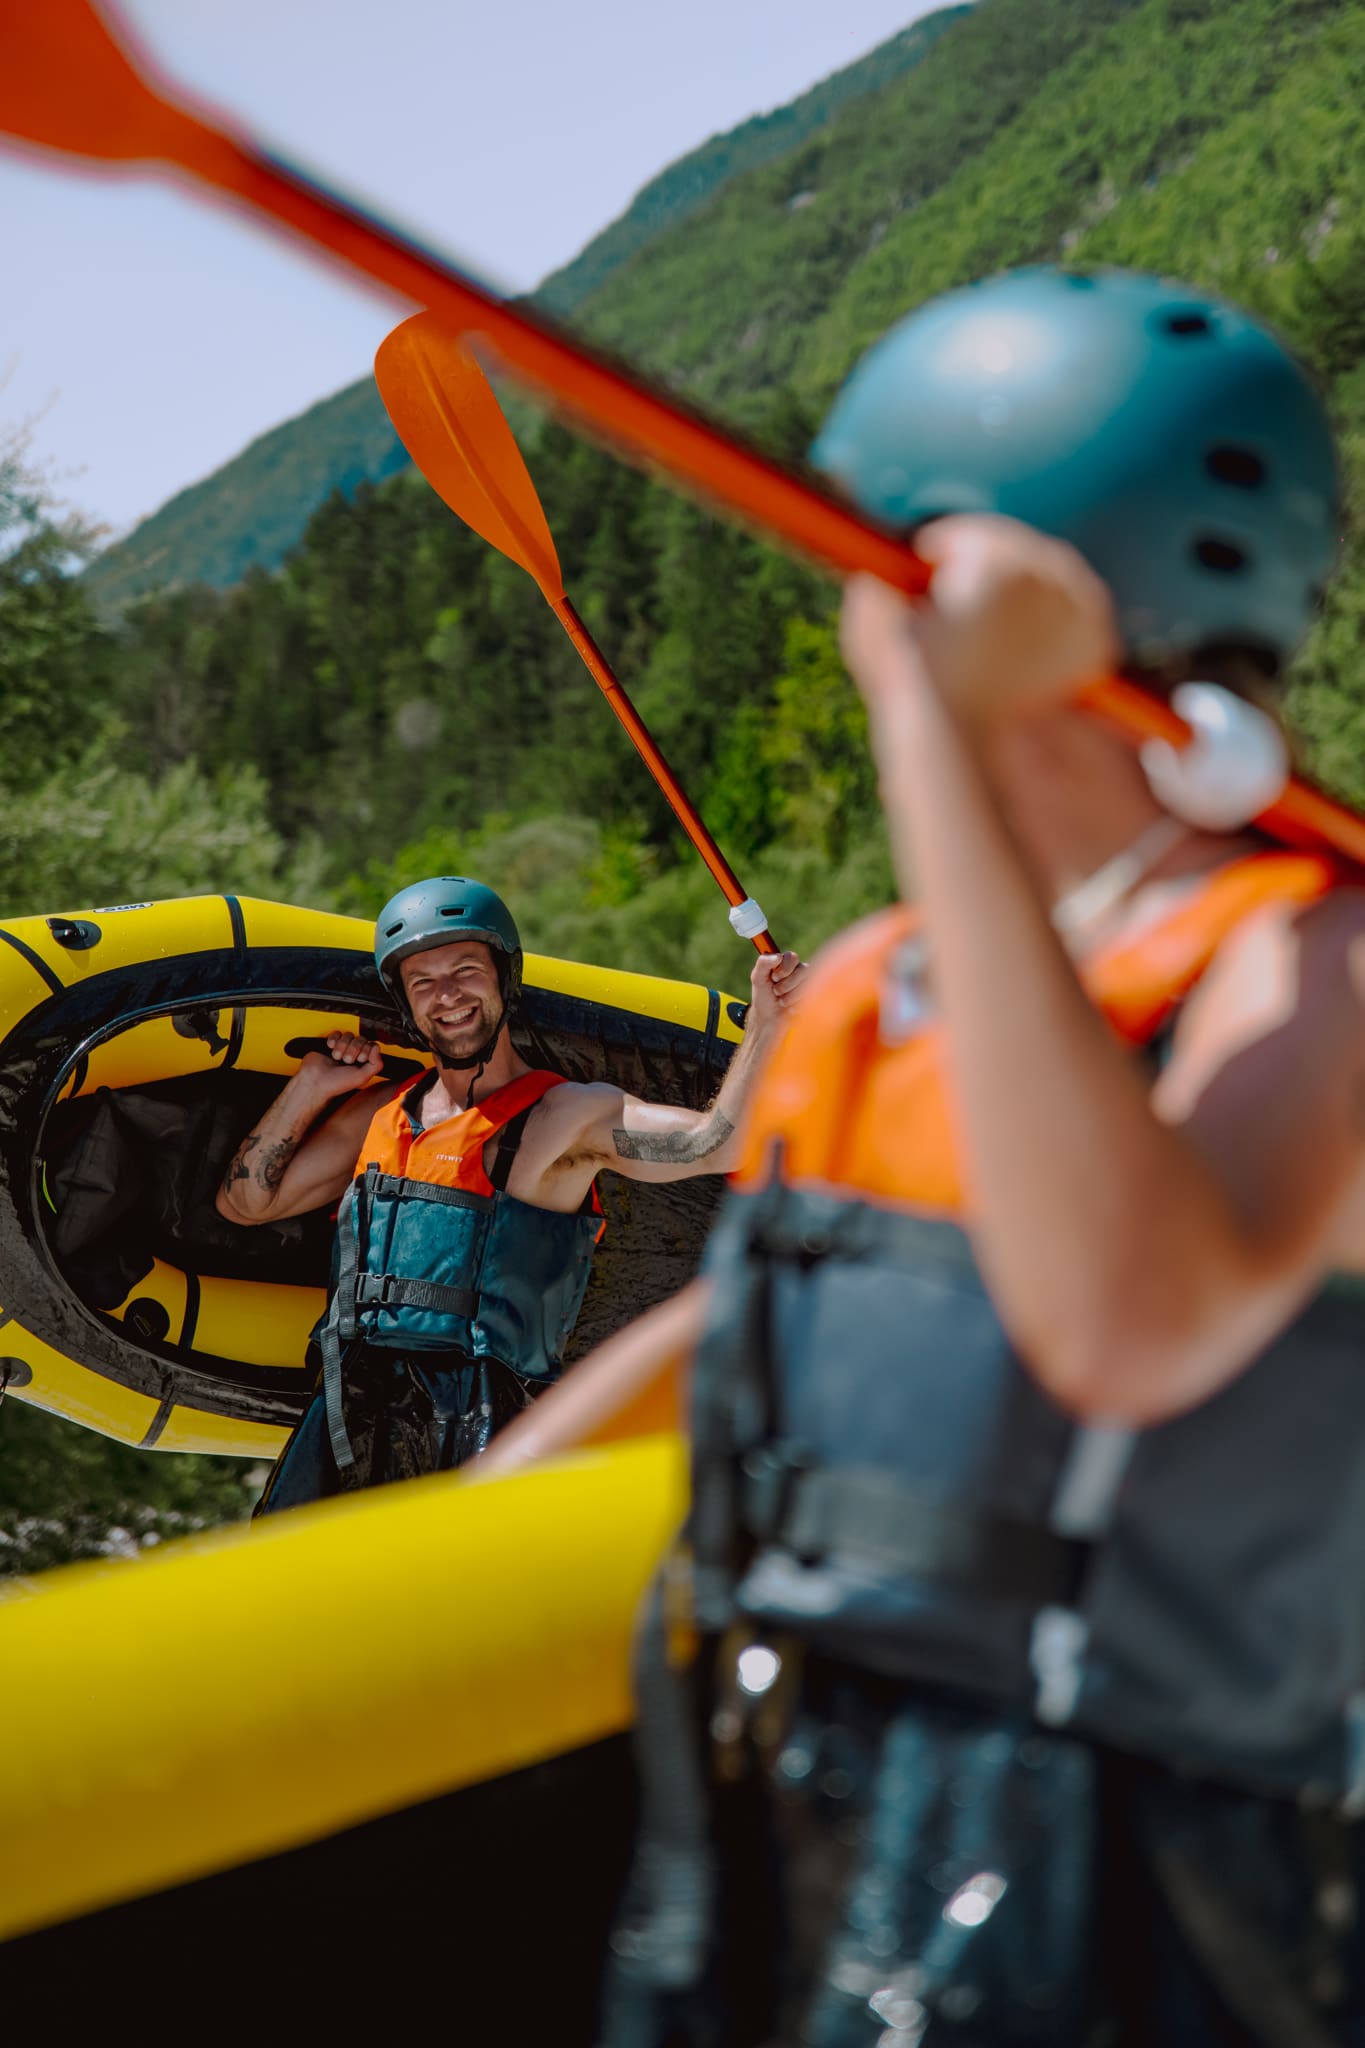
[423,995,501,1064]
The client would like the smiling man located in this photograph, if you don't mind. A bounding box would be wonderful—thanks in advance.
[215,875,802,1511]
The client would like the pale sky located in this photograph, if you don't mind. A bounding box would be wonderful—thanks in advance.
[3,0,955,539]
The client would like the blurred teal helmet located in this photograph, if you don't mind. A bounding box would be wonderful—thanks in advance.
[811,266,1341,675]
[374,876,523,1024]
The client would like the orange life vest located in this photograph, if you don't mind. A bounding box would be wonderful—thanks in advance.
[356,1066,568,1192]
[733,850,1339,1213]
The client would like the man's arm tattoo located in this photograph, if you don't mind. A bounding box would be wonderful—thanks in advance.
[259,1137,300,1192]
[611,1110,734,1165]
[223,1134,261,1193]
[222,1132,300,1196]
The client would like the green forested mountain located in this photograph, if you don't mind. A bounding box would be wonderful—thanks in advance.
[84,5,969,607]
[55,0,1365,973]
[573,0,1155,400]
[85,376,411,614]
[85,0,1365,891]
[7,0,1365,1552]
[535,5,970,315]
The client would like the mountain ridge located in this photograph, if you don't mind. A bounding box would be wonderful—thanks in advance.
[535,7,970,315]
[85,5,970,607]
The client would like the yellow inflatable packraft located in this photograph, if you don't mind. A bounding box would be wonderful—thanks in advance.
[0,893,742,1455]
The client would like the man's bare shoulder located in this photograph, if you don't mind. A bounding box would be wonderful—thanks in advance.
[317,1075,409,1155]
[1158,881,1365,1123]
[503,1080,617,1197]
[1313,882,1365,957]
[1219,880,1365,1004]
[527,1078,617,1143]
[337,1072,410,1124]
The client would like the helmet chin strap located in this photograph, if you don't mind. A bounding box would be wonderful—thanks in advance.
[425,1006,508,1108]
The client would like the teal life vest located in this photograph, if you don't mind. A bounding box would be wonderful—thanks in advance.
[317,1067,601,1469]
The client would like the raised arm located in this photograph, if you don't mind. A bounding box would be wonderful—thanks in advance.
[214,1036,395,1225]
[841,529,1365,1424]
[577,950,805,1183]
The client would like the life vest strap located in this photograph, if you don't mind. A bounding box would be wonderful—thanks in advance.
[320,1175,365,1472]
[744,1185,975,1270]
[355,1272,479,1320]
[488,1103,535,1194]
[753,1461,1092,1610]
[368,1170,495,1215]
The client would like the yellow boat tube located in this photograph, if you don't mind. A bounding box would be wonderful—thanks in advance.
[0,1432,687,1946]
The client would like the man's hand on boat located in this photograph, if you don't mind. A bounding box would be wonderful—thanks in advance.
[297,1034,388,1098]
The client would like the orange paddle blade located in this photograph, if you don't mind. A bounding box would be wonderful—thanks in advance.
[0,0,199,164]
[374,313,775,946]
[375,315,564,598]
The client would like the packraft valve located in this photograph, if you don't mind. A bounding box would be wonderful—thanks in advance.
[46,918,101,951]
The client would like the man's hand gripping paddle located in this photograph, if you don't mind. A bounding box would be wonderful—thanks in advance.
[373,315,776,954]
[8,0,1365,870]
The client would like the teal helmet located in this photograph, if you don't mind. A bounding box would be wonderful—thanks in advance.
[811,266,1341,675]
[374,877,522,1042]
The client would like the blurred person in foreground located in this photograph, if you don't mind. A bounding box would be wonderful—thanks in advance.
[481,270,1365,2044]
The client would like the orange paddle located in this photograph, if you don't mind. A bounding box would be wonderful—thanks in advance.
[374,315,777,953]
[7,0,1365,869]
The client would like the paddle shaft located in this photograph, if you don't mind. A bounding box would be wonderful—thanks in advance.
[551,595,777,954]
[175,134,922,592]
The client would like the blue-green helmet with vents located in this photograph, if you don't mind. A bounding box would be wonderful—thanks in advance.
[374,876,522,1017]
[811,266,1341,674]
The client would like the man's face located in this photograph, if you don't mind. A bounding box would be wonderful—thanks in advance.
[400,941,503,1061]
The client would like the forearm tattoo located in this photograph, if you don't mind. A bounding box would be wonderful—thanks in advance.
[222,1134,260,1193]
[612,1109,734,1165]
[260,1137,300,1191]
[222,1132,300,1196]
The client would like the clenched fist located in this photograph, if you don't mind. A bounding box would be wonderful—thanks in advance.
[841,516,1118,730]
[748,949,806,1030]
[298,1033,386,1098]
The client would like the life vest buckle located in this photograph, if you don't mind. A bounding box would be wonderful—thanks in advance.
[357,1272,404,1307]
[746,1202,835,1269]
[739,1440,811,1546]
[794,1226,832,1266]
